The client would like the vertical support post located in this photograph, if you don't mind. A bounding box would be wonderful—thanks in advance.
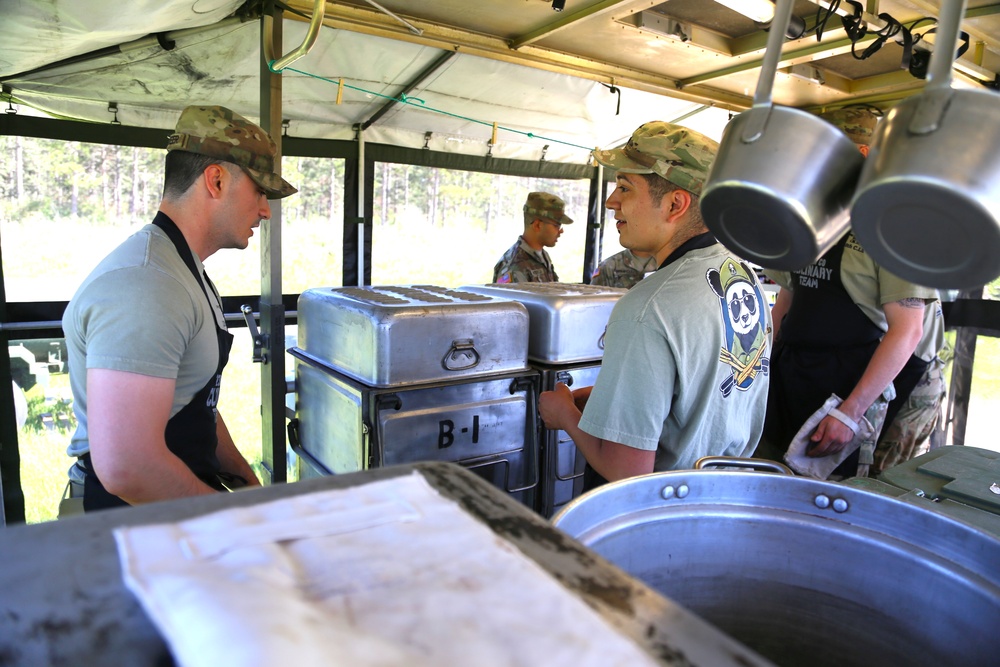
[258,2,287,484]
[0,248,25,523]
[945,291,982,447]
[357,127,366,286]
[581,163,605,284]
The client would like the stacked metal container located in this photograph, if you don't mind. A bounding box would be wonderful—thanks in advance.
[289,285,539,507]
[456,283,627,517]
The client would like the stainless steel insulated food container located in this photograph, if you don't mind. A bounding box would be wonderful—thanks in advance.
[455,283,626,364]
[290,350,540,508]
[297,285,530,387]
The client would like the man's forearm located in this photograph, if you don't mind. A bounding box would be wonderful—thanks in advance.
[97,448,219,505]
[215,412,261,486]
[839,302,925,422]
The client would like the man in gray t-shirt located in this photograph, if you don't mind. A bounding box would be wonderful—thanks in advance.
[63,105,297,511]
[538,121,771,482]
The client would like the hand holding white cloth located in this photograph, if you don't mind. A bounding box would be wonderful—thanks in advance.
[784,394,874,479]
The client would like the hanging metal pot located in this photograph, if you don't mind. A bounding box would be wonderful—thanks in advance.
[701,0,863,271]
[552,465,1000,667]
[850,0,1000,289]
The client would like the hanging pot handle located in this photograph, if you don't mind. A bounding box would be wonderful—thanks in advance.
[695,456,794,475]
[741,0,796,143]
[909,0,968,135]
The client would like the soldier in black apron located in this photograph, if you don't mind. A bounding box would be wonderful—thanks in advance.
[757,232,930,477]
[81,214,236,511]
[64,105,297,511]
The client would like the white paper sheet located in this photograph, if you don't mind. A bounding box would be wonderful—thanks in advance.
[115,473,659,667]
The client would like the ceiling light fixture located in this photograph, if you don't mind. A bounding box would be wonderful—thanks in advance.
[552,0,566,12]
[712,0,775,24]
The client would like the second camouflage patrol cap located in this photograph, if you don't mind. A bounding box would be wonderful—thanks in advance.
[819,107,879,146]
[167,105,298,199]
[593,121,718,195]
[524,192,573,225]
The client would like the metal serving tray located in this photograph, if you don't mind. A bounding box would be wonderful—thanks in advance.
[297,285,529,387]
[456,283,626,364]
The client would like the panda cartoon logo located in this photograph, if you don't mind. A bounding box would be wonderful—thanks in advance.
[707,259,769,397]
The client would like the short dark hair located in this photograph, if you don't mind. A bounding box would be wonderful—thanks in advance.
[639,172,675,205]
[162,150,236,199]
[639,172,705,231]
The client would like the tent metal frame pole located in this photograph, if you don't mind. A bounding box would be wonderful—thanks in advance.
[258,3,288,485]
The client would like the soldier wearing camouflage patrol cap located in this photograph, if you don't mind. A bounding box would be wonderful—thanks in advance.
[492,191,573,283]
[819,107,879,157]
[539,120,772,489]
[62,104,297,512]
[755,107,938,479]
[591,249,657,289]
[817,107,947,477]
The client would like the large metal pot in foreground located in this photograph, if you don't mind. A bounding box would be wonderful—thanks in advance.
[551,469,1000,667]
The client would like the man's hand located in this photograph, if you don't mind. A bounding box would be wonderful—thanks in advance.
[539,382,580,432]
[806,415,855,457]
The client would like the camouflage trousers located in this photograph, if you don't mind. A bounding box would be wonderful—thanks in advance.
[871,358,946,476]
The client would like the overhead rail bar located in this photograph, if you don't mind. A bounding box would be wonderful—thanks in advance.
[510,0,631,49]
[265,0,325,71]
[361,0,423,36]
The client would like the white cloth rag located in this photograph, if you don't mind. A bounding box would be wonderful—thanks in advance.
[784,394,874,479]
[114,472,659,667]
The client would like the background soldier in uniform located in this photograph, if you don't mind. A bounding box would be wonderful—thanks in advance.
[591,249,657,289]
[492,191,572,283]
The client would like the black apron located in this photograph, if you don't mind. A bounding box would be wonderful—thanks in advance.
[757,233,883,470]
[83,213,234,511]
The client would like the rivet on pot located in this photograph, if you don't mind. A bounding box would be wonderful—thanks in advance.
[814,494,831,509]
[832,498,849,513]
[677,484,690,498]
[662,485,676,500]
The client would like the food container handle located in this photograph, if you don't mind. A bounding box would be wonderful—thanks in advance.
[442,338,481,372]
[695,456,794,475]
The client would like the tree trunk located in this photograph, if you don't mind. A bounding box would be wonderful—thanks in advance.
[14,136,24,206]
[430,169,440,227]
[70,145,79,217]
[380,161,389,225]
[101,146,109,212]
[329,159,337,221]
[130,146,140,219]
[113,147,122,219]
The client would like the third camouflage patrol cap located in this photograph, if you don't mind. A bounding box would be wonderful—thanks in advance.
[166,105,297,199]
[819,107,879,146]
[524,192,573,225]
[593,121,718,195]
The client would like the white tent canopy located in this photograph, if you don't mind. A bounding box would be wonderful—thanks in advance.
[1,0,732,163]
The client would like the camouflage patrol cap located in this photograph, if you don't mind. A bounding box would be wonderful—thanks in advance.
[524,192,573,225]
[593,121,718,195]
[166,105,297,199]
[819,108,879,146]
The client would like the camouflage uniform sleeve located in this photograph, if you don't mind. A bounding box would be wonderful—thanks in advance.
[505,260,535,283]
[591,263,611,286]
